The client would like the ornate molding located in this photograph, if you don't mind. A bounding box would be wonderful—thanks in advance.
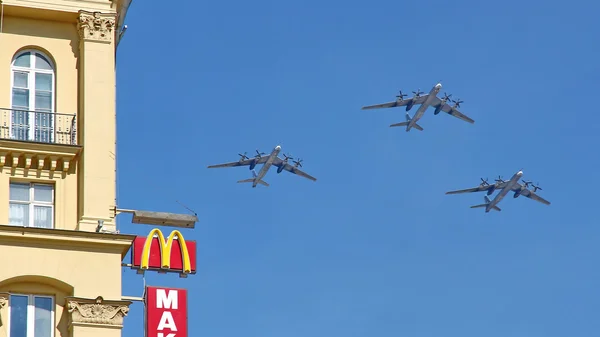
[65,296,131,327]
[0,292,9,327]
[78,10,116,43]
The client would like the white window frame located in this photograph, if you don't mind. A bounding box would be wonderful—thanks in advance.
[6,293,55,337]
[9,49,56,142]
[9,182,55,229]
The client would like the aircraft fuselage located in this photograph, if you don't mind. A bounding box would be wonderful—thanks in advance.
[252,145,281,187]
[486,170,523,212]
[407,83,441,131]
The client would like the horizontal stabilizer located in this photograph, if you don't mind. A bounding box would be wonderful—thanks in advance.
[389,122,424,131]
[237,178,269,187]
[470,204,501,211]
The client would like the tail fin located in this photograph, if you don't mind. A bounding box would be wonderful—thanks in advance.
[470,195,501,211]
[389,113,423,131]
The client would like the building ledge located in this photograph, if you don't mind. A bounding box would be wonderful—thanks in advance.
[0,0,115,23]
[0,225,136,258]
[0,139,81,174]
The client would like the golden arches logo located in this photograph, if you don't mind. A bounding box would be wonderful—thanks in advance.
[140,228,192,274]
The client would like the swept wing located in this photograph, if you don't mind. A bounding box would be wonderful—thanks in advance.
[208,156,269,168]
[515,187,551,205]
[361,95,429,110]
[429,96,475,124]
[272,157,317,181]
[446,182,507,195]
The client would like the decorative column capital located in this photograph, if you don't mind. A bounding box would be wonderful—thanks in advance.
[65,296,132,328]
[0,292,9,327]
[77,10,117,43]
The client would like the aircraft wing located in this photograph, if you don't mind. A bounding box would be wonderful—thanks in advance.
[429,97,475,124]
[272,158,317,182]
[362,95,429,110]
[207,156,268,169]
[446,182,506,194]
[519,188,551,205]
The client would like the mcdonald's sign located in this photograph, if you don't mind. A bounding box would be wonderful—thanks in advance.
[130,228,197,275]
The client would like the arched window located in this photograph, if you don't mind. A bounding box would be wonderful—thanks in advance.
[10,50,55,143]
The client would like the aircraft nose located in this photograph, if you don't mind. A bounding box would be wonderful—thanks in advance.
[518,170,523,176]
[436,83,442,89]
[275,145,281,150]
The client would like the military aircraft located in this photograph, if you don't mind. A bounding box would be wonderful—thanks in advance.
[361,82,475,132]
[207,145,317,188]
[445,169,550,212]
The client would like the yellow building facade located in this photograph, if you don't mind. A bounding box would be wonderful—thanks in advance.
[0,0,136,336]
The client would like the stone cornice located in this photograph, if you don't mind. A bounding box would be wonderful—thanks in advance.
[0,225,136,259]
[65,296,131,328]
[0,140,81,174]
[78,10,117,43]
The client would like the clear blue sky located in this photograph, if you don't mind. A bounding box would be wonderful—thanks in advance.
[116,0,600,336]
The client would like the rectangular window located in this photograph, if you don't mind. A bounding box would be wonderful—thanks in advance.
[9,182,54,228]
[9,294,54,337]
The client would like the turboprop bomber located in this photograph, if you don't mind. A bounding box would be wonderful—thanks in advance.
[207,145,317,188]
[361,82,475,132]
[445,170,550,212]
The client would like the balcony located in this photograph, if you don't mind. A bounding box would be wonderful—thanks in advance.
[0,108,80,174]
[0,108,77,145]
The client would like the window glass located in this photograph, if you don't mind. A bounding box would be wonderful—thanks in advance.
[13,52,31,67]
[34,184,53,202]
[9,203,29,226]
[12,88,30,109]
[35,92,52,111]
[10,183,30,201]
[9,295,28,337]
[34,297,53,337]
[33,206,53,228]
[35,53,53,70]
[35,73,52,91]
[14,72,28,88]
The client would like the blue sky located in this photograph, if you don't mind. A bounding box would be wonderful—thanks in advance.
[116,0,600,336]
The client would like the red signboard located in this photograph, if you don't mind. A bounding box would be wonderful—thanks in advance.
[130,228,197,275]
[146,286,188,337]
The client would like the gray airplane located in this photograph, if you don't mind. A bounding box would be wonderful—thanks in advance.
[207,145,317,188]
[361,82,475,132]
[445,169,550,212]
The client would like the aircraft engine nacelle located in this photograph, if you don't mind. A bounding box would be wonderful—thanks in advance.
[406,101,414,111]
[434,106,442,115]
[277,165,284,174]
[486,186,496,195]
[249,161,257,170]
[513,191,521,198]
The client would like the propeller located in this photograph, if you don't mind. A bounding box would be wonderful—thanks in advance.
[293,158,303,168]
[254,150,266,158]
[238,152,249,161]
[442,93,452,102]
[451,98,464,108]
[495,175,504,183]
[480,177,489,186]
[412,89,423,97]
[531,182,543,192]
[521,179,532,188]
[283,153,294,162]
[396,90,407,101]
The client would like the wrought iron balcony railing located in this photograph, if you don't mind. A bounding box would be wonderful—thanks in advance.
[0,108,77,146]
